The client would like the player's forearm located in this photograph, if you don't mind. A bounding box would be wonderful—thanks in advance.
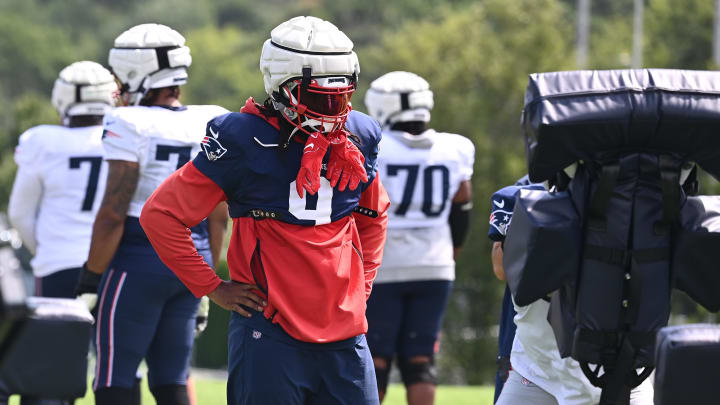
[207,202,229,268]
[142,203,222,297]
[85,160,139,274]
[8,169,42,254]
[8,200,38,255]
[140,162,227,297]
[354,176,390,299]
[86,210,126,274]
[491,241,506,281]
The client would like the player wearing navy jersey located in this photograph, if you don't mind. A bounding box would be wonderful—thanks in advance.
[141,16,389,405]
[363,71,474,404]
[4,61,117,405]
[72,24,229,405]
[488,176,536,403]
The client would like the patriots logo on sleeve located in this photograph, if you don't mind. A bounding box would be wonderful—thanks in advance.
[487,185,521,241]
[489,208,514,236]
[487,181,545,241]
[202,126,227,161]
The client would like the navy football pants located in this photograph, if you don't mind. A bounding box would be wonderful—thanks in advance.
[34,267,81,298]
[93,269,199,391]
[227,312,379,405]
[494,286,517,403]
[365,280,453,359]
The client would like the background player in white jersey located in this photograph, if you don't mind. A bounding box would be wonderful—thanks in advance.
[9,60,116,299]
[71,24,229,405]
[363,71,474,404]
[489,183,654,405]
[5,61,116,405]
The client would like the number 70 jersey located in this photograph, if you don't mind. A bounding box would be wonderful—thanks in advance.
[377,129,474,228]
[102,105,229,218]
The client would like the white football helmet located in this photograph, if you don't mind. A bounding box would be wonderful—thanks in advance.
[108,23,191,105]
[259,16,360,137]
[364,71,434,127]
[51,61,118,123]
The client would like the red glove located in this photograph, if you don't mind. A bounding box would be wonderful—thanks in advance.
[326,130,368,191]
[296,132,330,198]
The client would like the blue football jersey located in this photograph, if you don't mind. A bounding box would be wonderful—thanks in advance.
[192,110,381,226]
[487,177,544,241]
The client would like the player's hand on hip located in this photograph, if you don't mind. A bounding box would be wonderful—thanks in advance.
[208,280,266,317]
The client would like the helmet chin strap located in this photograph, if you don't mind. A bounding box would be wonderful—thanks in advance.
[279,100,335,146]
[129,77,152,106]
[285,114,331,143]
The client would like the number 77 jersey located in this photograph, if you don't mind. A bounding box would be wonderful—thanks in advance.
[102,105,229,218]
[377,129,474,228]
[10,124,108,277]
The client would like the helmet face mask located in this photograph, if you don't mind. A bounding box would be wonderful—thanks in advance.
[276,75,355,135]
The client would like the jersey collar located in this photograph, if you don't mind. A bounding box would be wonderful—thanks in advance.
[240,97,280,130]
[154,105,188,112]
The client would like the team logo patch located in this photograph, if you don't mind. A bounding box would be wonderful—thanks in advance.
[489,209,513,236]
[202,126,227,161]
[252,330,262,340]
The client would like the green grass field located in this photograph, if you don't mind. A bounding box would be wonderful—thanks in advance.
[9,381,493,404]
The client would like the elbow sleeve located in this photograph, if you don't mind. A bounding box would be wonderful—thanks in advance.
[449,200,472,248]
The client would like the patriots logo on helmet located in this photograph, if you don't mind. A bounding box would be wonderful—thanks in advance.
[202,126,227,161]
[489,209,513,236]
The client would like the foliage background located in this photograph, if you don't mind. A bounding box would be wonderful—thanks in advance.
[1,0,718,384]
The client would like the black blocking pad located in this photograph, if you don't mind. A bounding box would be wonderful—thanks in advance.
[0,297,93,399]
[523,69,720,182]
[654,324,720,405]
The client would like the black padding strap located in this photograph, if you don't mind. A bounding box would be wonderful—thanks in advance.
[584,246,630,267]
[584,245,669,266]
[576,328,619,347]
[598,337,635,405]
[301,67,312,89]
[75,83,84,103]
[155,46,181,70]
[588,162,620,231]
[655,155,681,235]
[400,92,410,110]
